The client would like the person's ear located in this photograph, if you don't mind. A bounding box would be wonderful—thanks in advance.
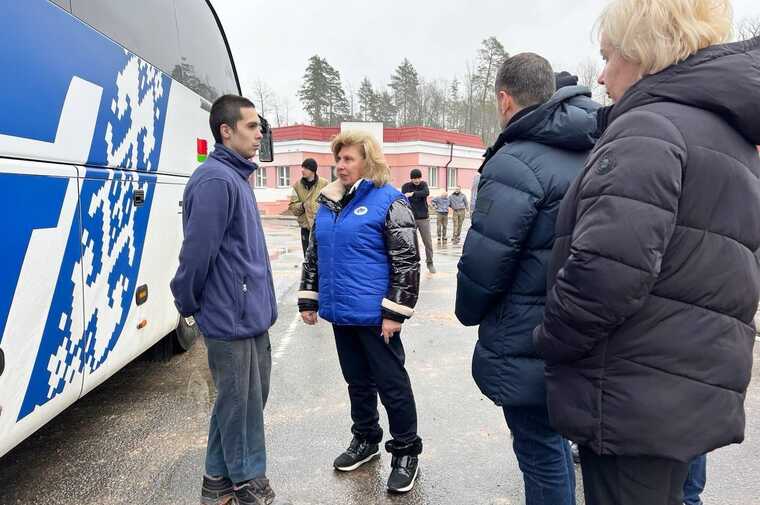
[220,123,232,140]
[497,90,512,115]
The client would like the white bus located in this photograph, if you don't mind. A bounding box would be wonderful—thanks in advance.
[0,0,272,458]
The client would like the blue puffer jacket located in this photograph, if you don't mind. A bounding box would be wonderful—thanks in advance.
[455,86,599,406]
[315,180,405,325]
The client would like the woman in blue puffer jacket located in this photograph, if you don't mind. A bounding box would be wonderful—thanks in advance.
[297,130,422,494]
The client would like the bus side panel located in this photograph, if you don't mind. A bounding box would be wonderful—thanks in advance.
[78,171,188,398]
[0,0,171,173]
[77,55,217,397]
[0,162,83,458]
[2,0,173,437]
[153,77,217,178]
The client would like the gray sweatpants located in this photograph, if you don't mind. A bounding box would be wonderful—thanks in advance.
[415,218,434,265]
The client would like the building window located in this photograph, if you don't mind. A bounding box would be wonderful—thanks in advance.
[428,167,438,188]
[331,165,337,181]
[277,166,290,187]
[255,166,267,188]
[448,166,458,189]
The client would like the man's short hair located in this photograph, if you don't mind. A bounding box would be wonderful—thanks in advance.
[495,53,556,109]
[209,94,256,144]
[301,158,318,171]
[410,168,422,179]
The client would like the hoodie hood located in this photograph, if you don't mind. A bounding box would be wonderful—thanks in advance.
[504,85,601,151]
[603,36,760,144]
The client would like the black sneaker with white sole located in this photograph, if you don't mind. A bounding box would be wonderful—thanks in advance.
[200,475,235,505]
[333,436,380,471]
[233,478,275,505]
[387,454,419,493]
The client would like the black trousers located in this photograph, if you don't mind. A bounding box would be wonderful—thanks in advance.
[333,324,419,445]
[300,227,310,256]
[580,446,690,505]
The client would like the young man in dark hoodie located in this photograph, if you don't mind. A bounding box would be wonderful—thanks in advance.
[456,53,599,505]
[171,95,278,505]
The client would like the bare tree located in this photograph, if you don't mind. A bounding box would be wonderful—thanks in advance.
[577,58,600,90]
[737,16,760,41]
[576,58,613,106]
[346,82,356,120]
[464,61,476,134]
[271,97,283,127]
[250,79,274,119]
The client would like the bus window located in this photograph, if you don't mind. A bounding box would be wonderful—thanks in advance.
[70,0,182,80]
[174,0,238,102]
[49,0,70,10]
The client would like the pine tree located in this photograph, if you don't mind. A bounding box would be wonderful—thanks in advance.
[298,55,330,126]
[390,58,421,126]
[324,62,349,126]
[357,77,376,122]
[447,77,461,131]
[475,37,508,140]
[374,91,397,127]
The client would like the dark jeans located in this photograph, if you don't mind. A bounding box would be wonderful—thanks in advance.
[580,446,689,505]
[300,227,310,256]
[684,454,707,505]
[204,333,271,483]
[333,324,420,446]
[502,406,576,505]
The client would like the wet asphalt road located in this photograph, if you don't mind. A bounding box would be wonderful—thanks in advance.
[2,219,760,505]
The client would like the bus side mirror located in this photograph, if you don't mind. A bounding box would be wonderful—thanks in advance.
[258,115,274,163]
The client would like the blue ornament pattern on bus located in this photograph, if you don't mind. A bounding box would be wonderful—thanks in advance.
[16,0,171,420]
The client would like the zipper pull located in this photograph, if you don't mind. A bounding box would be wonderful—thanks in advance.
[242,283,248,293]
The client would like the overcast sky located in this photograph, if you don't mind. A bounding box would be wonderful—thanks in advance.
[213,0,760,124]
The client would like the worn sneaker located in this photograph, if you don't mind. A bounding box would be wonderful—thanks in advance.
[234,478,275,505]
[333,437,380,471]
[426,262,437,274]
[200,475,235,505]
[387,454,419,493]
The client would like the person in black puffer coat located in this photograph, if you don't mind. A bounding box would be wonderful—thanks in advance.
[456,53,599,505]
[534,1,760,504]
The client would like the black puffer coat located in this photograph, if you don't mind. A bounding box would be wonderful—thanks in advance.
[534,37,760,462]
[455,86,599,407]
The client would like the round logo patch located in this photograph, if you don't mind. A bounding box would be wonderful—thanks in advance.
[595,156,615,175]
[354,206,369,216]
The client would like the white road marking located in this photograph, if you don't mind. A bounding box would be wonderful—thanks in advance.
[272,312,301,365]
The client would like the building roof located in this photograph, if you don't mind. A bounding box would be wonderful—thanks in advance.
[272,125,485,149]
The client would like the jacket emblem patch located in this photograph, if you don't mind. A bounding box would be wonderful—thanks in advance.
[354,206,369,216]
[595,156,616,175]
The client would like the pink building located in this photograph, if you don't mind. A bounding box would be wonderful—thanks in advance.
[254,123,486,215]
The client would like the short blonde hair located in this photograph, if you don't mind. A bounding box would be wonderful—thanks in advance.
[330,130,390,187]
[598,0,733,74]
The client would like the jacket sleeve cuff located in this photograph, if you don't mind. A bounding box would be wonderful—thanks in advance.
[381,298,414,319]
[298,300,318,312]
[382,309,406,323]
[297,290,319,301]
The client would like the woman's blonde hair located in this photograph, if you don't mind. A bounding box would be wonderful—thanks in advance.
[597,0,733,74]
[330,130,390,187]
